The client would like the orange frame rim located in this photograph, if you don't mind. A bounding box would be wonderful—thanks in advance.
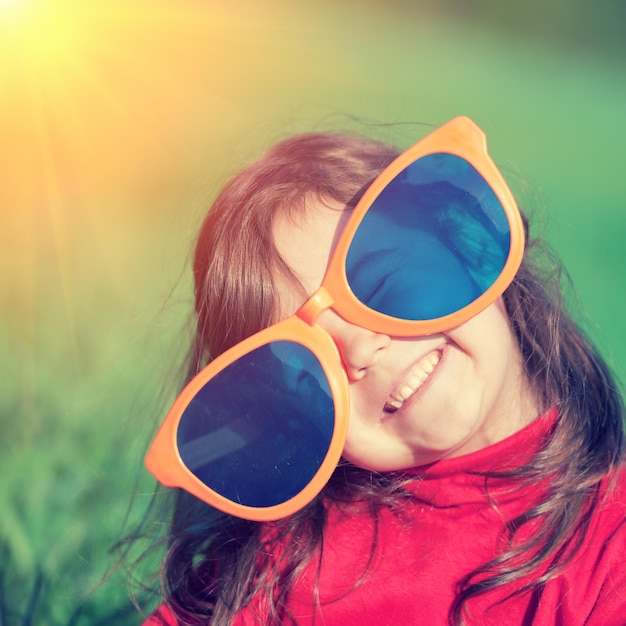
[323,115,525,336]
[146,316,350,522]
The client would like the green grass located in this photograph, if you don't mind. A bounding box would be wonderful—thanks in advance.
[0,208,190,623]
[2,5,625,624]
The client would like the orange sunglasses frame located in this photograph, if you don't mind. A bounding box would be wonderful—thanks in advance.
[146,115,525,521]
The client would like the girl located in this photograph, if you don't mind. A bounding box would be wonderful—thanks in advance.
[141,117,626,625]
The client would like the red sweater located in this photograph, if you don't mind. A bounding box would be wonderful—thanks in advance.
[145,410,626,625]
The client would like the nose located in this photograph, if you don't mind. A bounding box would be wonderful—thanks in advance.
[319,311,391,381]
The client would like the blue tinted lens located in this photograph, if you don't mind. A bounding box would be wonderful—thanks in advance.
[346,153,511,321]
[177,341,334,509]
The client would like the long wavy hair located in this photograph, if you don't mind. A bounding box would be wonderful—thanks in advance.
[150,130,624,625]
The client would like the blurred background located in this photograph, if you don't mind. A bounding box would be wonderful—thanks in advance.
[1,0,625,623]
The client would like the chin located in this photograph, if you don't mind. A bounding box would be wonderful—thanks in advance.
[342,448,431,473]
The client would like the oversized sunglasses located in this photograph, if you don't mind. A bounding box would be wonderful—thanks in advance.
[145,116,525,521]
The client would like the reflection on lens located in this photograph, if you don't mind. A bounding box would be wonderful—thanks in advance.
[177,342,334,508]
[346,153,511,321]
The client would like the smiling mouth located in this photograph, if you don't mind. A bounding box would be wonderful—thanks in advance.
[383,350,442,413]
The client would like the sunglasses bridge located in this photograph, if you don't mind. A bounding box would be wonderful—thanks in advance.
[297,287,336,327]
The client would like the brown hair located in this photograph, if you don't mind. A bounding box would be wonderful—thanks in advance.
[153,130,624,625]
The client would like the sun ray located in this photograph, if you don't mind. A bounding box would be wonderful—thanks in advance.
[24,62,81,369]
[1,0,325,383]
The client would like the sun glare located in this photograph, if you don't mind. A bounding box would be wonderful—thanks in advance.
[1,0,314,370]
[0,0,26,11]
[2,0,303,363]
[0,0,268,207]
[0,0,232,363]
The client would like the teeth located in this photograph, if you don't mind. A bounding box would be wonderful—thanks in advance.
[383,351,441,413]
[399,385,414,400]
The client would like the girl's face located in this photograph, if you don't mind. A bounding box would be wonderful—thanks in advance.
[273,199,539,472]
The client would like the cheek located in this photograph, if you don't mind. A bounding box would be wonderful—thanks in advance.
[450,308,525,408]
[431,306,522,419]
[453,301,517,362]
